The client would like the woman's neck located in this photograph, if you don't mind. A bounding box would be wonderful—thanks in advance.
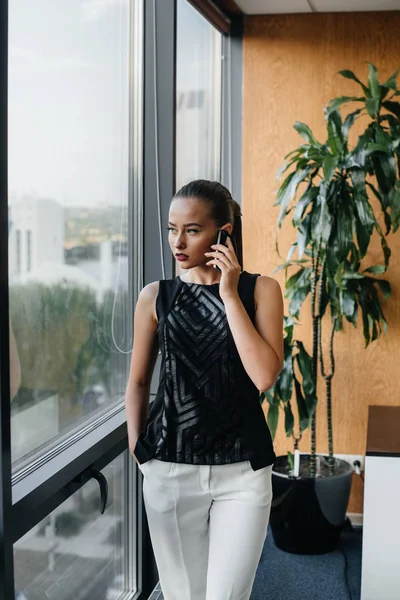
[179,267,221,286]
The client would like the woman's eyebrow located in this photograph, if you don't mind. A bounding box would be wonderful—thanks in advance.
[168,222,203,227]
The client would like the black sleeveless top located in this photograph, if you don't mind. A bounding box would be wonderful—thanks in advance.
[133,271,276,471]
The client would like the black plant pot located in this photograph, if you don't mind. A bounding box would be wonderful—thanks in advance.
[270,454,353,555]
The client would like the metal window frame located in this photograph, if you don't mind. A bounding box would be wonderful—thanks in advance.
[187,0,231,33]
[221,14,243,203]
[0,0,14,593]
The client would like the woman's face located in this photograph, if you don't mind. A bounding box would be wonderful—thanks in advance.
[168,197,232,269]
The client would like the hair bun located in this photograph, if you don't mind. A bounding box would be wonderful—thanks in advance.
[232,200,242,218]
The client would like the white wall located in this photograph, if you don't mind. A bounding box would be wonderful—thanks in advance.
[361,455,400,599]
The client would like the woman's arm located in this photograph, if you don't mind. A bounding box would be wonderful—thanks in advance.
[125,282,159,464]
[223,276,284,392]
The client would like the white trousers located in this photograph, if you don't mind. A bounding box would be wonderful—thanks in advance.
[139,458,273,600]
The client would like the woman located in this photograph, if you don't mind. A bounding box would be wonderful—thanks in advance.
[125,180,283,600]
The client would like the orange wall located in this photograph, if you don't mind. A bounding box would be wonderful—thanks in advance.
[242,11,400,513]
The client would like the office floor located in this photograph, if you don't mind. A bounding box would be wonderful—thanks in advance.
[149,526,363,600]
[251,526,362,600]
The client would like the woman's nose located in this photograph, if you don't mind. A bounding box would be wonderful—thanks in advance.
[174,235,185,248]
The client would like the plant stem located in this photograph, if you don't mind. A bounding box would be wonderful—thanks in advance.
[319,314,336,475]
[309,247,320,477]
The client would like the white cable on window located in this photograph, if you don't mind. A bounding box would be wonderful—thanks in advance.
[220,43,226,184]
[111,205,132,354]
[227,34,232,193]
[153,0,166,280]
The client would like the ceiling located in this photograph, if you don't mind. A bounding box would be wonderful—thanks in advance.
[233,0,400,14]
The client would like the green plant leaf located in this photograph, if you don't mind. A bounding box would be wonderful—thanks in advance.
[285,267,306,290]
[363,264,387,274]
[272,258,309,276]
[267,403,279,440]
[366,182,391,232]
[325,96,364,118]
[366,97,380,118]
[372,153,397,195]
[294,377,310,432]
[342,271,365,280]
[295,342,317,417]
[340,288,356,318]
[366,142,392,155]
[383,69,399,91]
[355,216,371,257]
[342,108,364,141]
[336,207,355,261]
[327,110,344,156]
[293,186,318,228]
[376,279,391,299]
[279,348,294,403]
[310,185,332,245]
[342,286,359,326]
[323,155,339,185]
[381,236,392,267]
[367,63,380,99]
[353,191,375,228]
[382,100,400,119]
[288,285,311,318]
[338,69,369,96]
[388,187,400,231]
[297,214,311,259]
[276,168,311,227]
[284,403,294,437]
[293,122,321,146]
[358,288,371,346]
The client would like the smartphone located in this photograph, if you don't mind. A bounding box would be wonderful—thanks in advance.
[213,230,230,271]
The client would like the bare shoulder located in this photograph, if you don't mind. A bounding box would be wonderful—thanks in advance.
[254,276,283,309]
[139,281,160,301]
[136,281,160,322]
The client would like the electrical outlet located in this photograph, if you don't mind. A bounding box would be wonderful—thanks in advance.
[334,454,365,472]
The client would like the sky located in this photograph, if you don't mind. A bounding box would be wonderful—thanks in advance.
[8,0,220,207]
[8,0,130,207]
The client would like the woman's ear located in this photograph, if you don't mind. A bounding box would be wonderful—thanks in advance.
[221,223,233,235]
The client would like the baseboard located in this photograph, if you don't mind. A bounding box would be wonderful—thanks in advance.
[347,512,363,527]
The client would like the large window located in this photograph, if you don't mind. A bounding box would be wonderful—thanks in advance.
[0,0,230,597]
[8,0,132,468]
[14,454,126,600]
[176,0,222,190]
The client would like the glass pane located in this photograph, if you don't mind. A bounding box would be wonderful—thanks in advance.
[14,453,128,600]
[8,0,133,466]
[176,0,222,190]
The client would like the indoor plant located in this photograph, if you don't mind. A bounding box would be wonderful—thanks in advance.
[264,64,400,553]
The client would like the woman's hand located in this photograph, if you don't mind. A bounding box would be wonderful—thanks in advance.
[205,236,241,302]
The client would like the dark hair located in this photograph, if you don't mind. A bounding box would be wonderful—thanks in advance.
[173,179,243,268]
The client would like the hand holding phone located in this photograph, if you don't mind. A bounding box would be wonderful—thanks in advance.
[214,230,234,271]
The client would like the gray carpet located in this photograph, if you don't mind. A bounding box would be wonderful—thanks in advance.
[250,526,362,600]
[149,526,363,600]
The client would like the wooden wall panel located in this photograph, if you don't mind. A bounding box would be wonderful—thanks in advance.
[243,12,400,514]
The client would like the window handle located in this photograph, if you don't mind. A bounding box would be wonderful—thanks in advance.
[75,468,109,514]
